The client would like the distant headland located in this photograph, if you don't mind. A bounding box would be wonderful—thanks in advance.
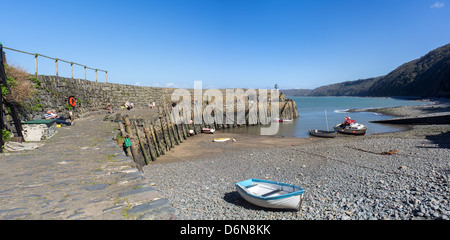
[283,43,450,98]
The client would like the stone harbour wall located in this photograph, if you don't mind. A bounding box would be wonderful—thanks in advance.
[4,75,299,138]
[17,75,298,122]
[19,75,173,121]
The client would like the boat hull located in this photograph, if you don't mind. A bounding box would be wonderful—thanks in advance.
[201,128,215,134]
[309,129,336,138]
[213,138,231,142]
[334,124,367,135]
[235,179,305,210]
[274,118,293,123]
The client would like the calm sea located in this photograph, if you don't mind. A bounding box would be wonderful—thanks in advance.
[220,97,430,137]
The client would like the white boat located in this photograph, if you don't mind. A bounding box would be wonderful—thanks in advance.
[235,179,305,210]
[333,117,367,135]
[334,122,367,135]
[201,127,215,133]
[274,118,293,123]
[213,137,231,142]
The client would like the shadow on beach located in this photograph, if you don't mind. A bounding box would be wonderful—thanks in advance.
[223,191,299,213]
[424,131,450,149]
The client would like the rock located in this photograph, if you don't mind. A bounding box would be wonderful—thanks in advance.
[126,198,173,219]
[80,184,109,191]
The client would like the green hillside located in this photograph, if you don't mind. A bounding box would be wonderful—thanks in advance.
[309,43,450,98]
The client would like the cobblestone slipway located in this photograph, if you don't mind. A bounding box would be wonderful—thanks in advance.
[0,113,175,220]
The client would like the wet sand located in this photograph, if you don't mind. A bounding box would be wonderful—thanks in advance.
[133,98,450,165]
[114,106,320,164]
[148,131,320,164]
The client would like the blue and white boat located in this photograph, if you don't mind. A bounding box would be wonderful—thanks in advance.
[235,179,305,210]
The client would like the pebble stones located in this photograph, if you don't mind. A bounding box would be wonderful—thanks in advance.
[142,124,450,220]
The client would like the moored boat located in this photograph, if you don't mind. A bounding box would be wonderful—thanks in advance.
[309,110,336,138]
[275,118,293,123]
[334,117,367,135]
[235,179,305,210]
[309,129,337,138]
[201,127,215,134]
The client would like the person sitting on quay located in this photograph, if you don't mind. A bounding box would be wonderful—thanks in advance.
[106,102,114,113]
[44,109,72,126]
[125,101,134,110]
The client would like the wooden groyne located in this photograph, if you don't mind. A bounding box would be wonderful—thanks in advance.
[111,96,299,170]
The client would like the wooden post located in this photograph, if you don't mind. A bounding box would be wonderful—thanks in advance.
[169,107,180,144]
[181,123,188,140]
[164,107,177,146]
[158,107,171,151]
[55,59,59,77]
[134,121,150,165]
[34,54,38,78]
[170,108,183,144]
[174,123,182,144]
[95,69,98,82]
[84,66,87,80]
[152,120,165,156]
[143,124,157,161]
[105,71,108,83]
[71,62,74,79]
[166,114,176,147]
[150,122,161,157]
[124,117,144,171]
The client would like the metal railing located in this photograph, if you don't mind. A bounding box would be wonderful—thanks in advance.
[2,46,108,82]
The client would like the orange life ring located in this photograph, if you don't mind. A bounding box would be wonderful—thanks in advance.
[69,96,76,107]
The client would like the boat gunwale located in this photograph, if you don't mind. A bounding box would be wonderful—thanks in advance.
[309,129,336,134]
[235,179,305,201]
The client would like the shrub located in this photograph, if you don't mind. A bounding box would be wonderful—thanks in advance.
[2,129,12,142]
[3,64,35,105]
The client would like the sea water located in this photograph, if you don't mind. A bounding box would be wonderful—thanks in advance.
[220,96,430,138]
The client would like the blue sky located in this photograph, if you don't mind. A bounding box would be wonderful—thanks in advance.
[1,0,449,89]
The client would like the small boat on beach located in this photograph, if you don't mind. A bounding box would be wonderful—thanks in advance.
[235,179,305,210]
[309,129,337,138]
[201,127,215,134]
[309,110,336,138]
[213,137,231,142]
[334,117,367,135]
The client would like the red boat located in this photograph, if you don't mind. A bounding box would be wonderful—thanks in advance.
[201,127,215,134]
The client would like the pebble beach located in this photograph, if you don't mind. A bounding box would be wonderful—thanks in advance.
[142,99,450,220]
